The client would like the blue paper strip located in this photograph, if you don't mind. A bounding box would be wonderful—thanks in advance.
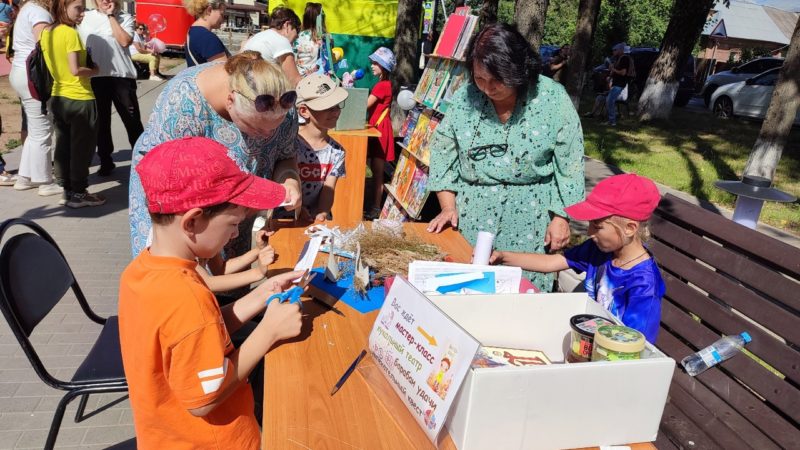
[308,267,385,313]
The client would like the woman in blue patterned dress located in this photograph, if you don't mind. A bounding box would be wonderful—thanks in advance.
[426,23,585,292]
[128,51,302,258]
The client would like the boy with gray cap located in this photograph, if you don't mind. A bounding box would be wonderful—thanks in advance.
[294,74,349,222]
[607,42,633,126]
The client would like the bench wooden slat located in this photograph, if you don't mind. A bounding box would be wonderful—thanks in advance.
[655,194,800,278]
[667,383,758,450]
[655,430,680,450]
[661,300,800,424]
[659,402,723,450]
[650,216,800,312]
[651,239,800,347]
[658,331,784,450]
[660,305,800,446]
[659,271,800,385]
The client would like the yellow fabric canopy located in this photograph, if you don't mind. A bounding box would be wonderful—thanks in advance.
[269,0,398,38]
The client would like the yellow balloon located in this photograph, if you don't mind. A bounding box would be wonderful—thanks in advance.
[332,47,344,63]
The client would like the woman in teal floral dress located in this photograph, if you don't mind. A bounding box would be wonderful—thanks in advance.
[427,23,585,292]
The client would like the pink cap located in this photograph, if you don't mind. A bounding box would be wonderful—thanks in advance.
[136,137,286,214]
[565,173,661,221]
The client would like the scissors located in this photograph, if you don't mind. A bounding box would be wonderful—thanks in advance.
[265,270,317,309]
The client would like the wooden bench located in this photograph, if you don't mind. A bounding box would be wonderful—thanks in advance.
[648,193,800,449]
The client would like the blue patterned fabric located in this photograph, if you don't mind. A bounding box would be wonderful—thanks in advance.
[128,62,298,258]
[564,239,665,343]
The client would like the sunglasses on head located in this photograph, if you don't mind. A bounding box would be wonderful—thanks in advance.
[234,90,297,113]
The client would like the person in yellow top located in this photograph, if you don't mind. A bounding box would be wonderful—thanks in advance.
[41,0,105,208]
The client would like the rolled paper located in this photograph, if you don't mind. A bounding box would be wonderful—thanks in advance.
[472,231,495,265]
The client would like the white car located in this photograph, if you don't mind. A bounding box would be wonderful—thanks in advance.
[709,68,800,125]
[701,57,783,106]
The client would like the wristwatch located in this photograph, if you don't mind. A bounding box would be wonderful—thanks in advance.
[107,13,115,18]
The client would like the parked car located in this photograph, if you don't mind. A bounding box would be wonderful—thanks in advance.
[701,57,784,106]
[709,67,799,125]
[628,47,697,107]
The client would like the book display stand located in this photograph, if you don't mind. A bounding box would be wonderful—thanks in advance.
[380,11,478,222]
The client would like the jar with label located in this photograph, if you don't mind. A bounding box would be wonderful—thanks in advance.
[567,314,614,363]
[592,325,645,361]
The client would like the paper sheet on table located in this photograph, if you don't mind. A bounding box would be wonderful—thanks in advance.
[429,272,496,294]
[408,261,522,295]
[294,235,323,277]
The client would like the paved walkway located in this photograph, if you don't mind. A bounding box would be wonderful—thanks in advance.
[0,68,797,449]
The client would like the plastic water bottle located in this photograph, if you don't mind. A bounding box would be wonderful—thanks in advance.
[681,332,752,376]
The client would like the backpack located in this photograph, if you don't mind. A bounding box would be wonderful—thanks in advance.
[26,38,53,114]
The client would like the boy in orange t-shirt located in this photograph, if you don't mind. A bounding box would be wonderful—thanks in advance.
[118,137,304,449]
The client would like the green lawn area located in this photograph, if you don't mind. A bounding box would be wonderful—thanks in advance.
[580,99,800,234]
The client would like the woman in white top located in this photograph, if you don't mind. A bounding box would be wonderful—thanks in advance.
[77,0,143,176]
[129,23,162,79]
[242,6,302,86]
[7,0,61,196]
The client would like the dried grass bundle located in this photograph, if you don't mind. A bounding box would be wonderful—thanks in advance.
[357,229,445,280]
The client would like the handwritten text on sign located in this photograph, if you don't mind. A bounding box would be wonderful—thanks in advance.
[368,277,480,443]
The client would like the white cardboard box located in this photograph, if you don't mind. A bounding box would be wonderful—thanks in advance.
[433,293,674,450]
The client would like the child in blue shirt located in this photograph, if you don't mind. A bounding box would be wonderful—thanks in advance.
[490,174,665,342]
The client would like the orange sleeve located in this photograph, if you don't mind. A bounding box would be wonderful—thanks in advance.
[166,321,236,409]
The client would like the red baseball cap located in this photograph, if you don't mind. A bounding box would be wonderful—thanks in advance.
[136,137,286,214]
[565,173,661,221]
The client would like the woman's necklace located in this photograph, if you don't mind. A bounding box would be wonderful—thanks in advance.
[614,250,648,268]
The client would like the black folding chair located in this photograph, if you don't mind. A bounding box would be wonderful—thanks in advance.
[0,218,130,450]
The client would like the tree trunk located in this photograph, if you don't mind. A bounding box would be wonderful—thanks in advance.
[638,0,715,122]
[743,18,800,181]
[480,0,499,27]
[392,0,422,93]
[564,0,602,108]
[515,0,548,51]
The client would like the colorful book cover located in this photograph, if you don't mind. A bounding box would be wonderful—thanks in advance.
[423,60,452,109]
[439,64,469,107]
[471,346,552,369]
[435,14,468,57]
[405,166,429,218]
[400,105,423,140]
[380,196,409,222]
[390,152,409,186]
[393,153,417,204]
[406,109,431,154]
[414,59,440,102]
[417,113,441,165]
[454,15,478,60]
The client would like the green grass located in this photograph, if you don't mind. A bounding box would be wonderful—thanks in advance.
[4,139,21,150]
[580,98,800,233]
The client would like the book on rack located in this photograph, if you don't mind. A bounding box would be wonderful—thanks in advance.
[414,58,440,102]
[438,64,468,113]
[404,165,429,218]
[453,15,478,60]
[400,105,424,142]
[380,195,409,222]
[393,152,418,203]
[423,59,453,109]
[416,113,441,165]
[471,346,552,369]
[406,109,432,155]
[434,14,468,58]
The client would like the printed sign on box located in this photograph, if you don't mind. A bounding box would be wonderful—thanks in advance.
[367,277,480,443]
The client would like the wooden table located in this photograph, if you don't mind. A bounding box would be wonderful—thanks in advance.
[262,222,656,450]
[328,127,381,224]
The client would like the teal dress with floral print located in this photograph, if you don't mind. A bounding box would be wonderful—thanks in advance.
[428,76,585,291]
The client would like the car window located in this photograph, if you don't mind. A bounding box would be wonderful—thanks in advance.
[763,59,783,70]
[753,72,778,86]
